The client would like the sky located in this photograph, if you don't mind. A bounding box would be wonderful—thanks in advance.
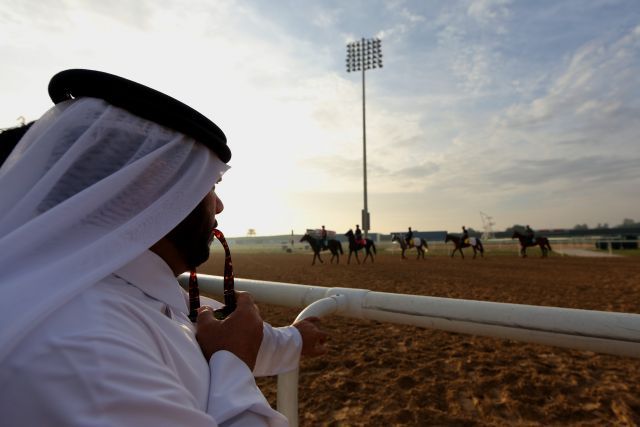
[1,0,639,237]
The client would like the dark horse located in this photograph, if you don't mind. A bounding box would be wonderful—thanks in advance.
[512,231,552,258]
[344,229,376,264]
[300,234,343,265]
[445,234,484,259]
[391,234,429,260]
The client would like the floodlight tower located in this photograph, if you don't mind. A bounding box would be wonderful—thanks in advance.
[346,37,383,238]
[480,211,496,240]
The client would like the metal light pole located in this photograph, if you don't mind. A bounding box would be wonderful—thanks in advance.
[346,38,382,238]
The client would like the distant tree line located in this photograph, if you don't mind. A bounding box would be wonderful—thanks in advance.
[504,225,528,233]
[504,218,639,232]
[571,218,640,230]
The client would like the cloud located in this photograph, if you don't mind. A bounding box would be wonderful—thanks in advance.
[400,7,426,23]
[484,156,640,189]
[500,24,640,139]
[467,0,512,31]
[433,2,511,94]
[299,154,381,182]
[375,2,426,42]
[312,8,338,28]
[391,162,440,179]
[450,45,494,93]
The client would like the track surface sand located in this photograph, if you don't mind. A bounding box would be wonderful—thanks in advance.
[200,251,640,426]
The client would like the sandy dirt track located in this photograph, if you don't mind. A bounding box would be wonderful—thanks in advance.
[199,250,640,426]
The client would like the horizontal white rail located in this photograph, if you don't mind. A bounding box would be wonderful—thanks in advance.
[180,274,640,425]
[181,274,640,359]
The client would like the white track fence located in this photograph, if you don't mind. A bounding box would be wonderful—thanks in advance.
[180,274,640,427]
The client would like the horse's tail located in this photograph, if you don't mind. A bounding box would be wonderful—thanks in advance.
[372,241,377,254]
[477,239,484,253]
[338,241,344,254]
[546,239,552,251]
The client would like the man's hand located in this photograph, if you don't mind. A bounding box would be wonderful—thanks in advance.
[293,317,328,357]
[196,291,264,370]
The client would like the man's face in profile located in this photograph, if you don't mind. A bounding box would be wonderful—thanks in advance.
[167,189,223,269]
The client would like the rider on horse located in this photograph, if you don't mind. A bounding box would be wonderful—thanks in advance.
[355,224,365,246]
[405,227,414,247]
[525,225,535,244]
[461,226,469,245]
[320,225,328,250]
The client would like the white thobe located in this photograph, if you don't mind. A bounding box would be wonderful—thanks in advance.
[0,250,300,426]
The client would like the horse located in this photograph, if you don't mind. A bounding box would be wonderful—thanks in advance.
[444,234,484,259]
[391,234,429,260]
[344,229,376,264]
[300,234,343,265]
[512,231,552,258]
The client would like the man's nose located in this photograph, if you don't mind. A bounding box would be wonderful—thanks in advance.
[215,194,224,214]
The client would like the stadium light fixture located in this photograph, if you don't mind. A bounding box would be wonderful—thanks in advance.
[346,38,383,238]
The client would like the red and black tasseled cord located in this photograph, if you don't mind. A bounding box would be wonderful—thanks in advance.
[188,228,236,322]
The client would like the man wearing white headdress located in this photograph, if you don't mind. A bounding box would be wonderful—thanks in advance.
[0,70,327,426]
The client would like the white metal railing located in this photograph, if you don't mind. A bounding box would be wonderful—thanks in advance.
[180,274,640,427]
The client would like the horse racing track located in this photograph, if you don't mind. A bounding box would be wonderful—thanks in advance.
[200,252,640,426]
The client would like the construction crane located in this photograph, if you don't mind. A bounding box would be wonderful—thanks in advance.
[479,211,496,240]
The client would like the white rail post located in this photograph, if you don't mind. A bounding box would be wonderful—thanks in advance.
[276,295,346,427]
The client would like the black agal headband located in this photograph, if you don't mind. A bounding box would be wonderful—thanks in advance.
[48,69,231,163]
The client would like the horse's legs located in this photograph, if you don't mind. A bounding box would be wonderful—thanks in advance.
[472,247,477,259]
[366,248,374,263]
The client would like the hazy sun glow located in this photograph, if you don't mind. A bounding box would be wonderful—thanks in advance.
[2,0,639,236]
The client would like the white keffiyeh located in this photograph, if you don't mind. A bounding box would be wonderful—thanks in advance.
[0,97,229,362]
